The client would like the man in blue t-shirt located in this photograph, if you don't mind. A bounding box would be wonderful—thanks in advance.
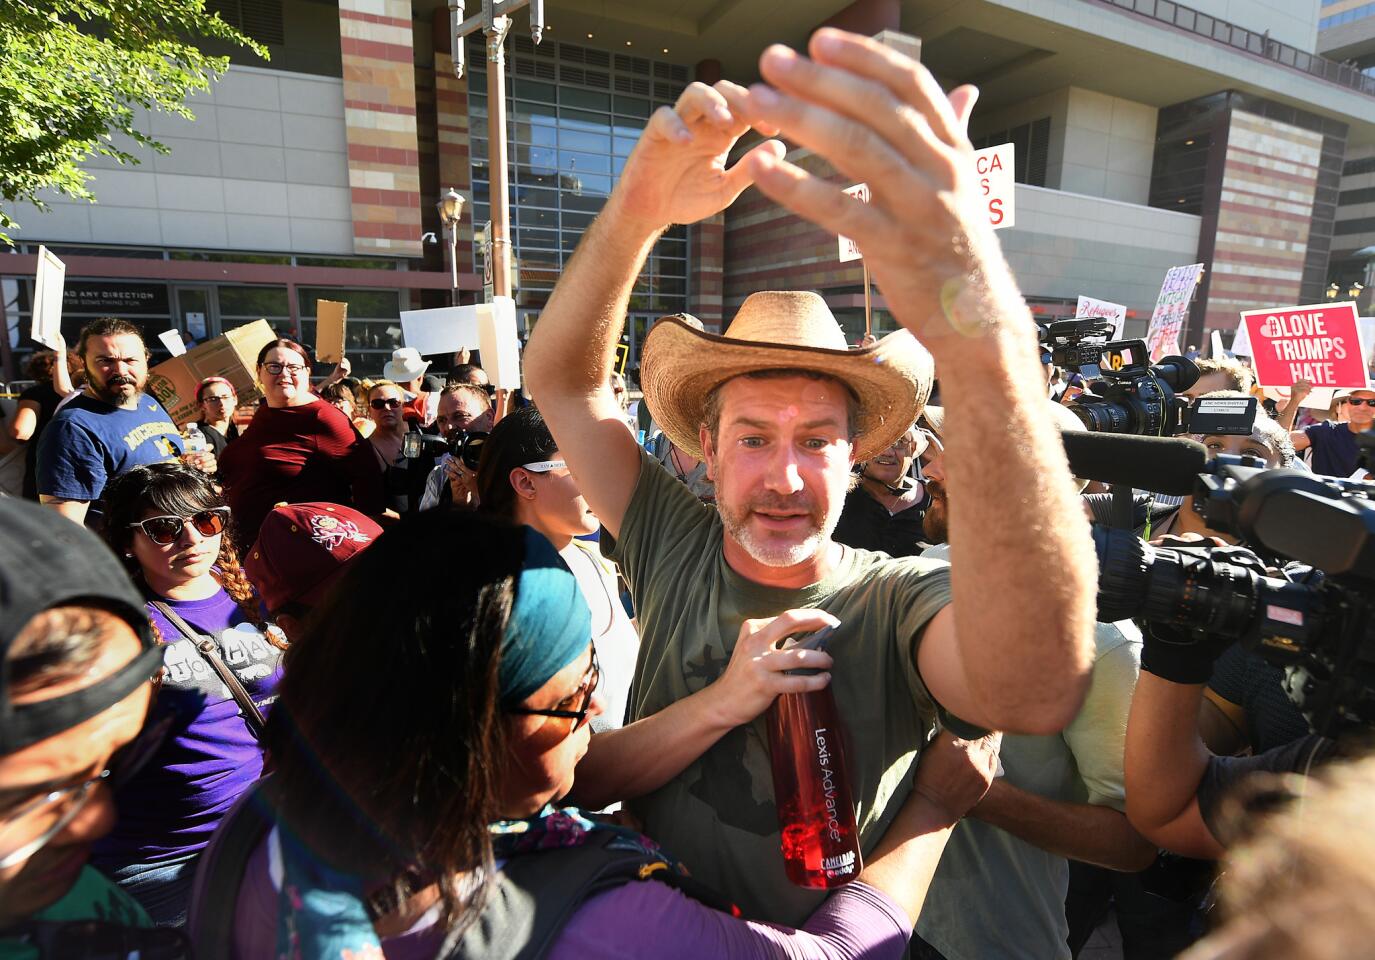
[1291,386,1375,477]
[36,319,206,527]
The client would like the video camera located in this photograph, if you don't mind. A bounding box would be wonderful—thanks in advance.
[401,430,489,470]
[1094,454,1375,735]
[1039,318,1256,437]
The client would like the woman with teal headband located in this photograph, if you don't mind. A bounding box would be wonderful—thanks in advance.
[189,511,996,959]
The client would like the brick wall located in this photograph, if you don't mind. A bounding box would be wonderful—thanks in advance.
[434,51,475,276]
[339,0,422,257]
[1203,110,1324,334]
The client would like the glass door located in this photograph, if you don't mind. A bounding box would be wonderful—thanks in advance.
[172,286,219,344]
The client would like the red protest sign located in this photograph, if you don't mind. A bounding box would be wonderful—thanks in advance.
[1239,301,1370,389]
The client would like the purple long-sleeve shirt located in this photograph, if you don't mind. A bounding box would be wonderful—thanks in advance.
[232,833,912,960]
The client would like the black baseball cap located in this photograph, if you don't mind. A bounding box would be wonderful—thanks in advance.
[0,498,161,755]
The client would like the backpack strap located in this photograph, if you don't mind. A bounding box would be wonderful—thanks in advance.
[149,600,267,739]
[185,779,278,960]
[444,830,739,960]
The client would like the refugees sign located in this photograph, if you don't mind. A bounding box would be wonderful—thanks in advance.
[1145,263,1204,361]
[1075,295,1127,339]
[1239,301,1369,389]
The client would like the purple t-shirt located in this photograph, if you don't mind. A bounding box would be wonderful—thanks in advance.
[92,590,282,868]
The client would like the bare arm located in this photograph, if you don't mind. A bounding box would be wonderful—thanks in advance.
[39,495,91,526]
[1276,379,1312,431]
[969,779,1157,872]
[571,610,837,810]
[8,400,39,442]
[525,85,783,538]
[1290,429,1311,452]
[1124,672,1224,859]
[732,31,1094,733]
[857,732,997,923]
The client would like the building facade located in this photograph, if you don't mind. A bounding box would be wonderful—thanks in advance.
[5,0,1375,379]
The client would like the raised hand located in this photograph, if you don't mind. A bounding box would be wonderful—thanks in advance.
[724,29,1018,348]
[701,609,838,729]
[611,81,786,233]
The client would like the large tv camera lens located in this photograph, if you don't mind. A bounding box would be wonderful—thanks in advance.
[1093,526,1314,645]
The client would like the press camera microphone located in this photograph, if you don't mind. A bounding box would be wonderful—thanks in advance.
[1060,432,1208,497]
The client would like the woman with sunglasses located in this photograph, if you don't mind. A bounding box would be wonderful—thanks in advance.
[218,338,384,547]
[366,380,437,516]
[832,426,931,557]
[189,512,994,959]
[93,463,285,927]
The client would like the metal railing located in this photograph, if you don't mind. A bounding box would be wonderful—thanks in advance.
[1090,0,1375,97]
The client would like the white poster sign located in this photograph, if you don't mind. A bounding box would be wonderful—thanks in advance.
[1075,295,1127,339]
[400,304,482,357]
[157,329,188,357]
[837,183,871,263]
[30,246,66,351]
[976,142,1015,230]
[477,297,521,389]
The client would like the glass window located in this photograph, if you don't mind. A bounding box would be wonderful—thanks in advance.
[560,129,611,153]
[614,95,650,118]
[218,286,289,316]
[559,151,611,175]
[514,79,557,102]
[562,88,610,112]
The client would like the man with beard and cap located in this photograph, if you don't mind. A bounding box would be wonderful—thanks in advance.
[0,497,181,957]
[914,403,1168,960]
[37,319,208,528]
[524,29,1095,924]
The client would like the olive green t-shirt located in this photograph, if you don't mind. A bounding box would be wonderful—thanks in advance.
[604,448,953,925]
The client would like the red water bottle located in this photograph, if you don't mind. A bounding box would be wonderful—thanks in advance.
[766,626,863,888]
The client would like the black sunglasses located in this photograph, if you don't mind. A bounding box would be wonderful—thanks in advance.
[1344,397,1375,406]
[508,647,600,729]
[128,508,230,546]
[371,397,402,410]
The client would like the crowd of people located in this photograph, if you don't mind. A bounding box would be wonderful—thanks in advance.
[1,28,1372,960]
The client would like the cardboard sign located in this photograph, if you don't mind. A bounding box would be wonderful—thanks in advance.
[1075,296,1127,339]
[1145,263,1205,361]
[157,329,188,357]
[315,299,348,364]
[477,297,521,389]
[400,304,481,357]
[837,183,872,263]
[1239,301,1369,389]
[30,246,66,351]
[976,142,1015,230]
[144,319,274,426]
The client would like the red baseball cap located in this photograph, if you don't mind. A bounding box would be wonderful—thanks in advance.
[244,502,381,614]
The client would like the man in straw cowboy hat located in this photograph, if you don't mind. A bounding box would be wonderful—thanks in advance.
[526,28,1096,924]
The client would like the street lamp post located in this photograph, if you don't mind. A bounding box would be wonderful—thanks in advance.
[436,188,466,306]
[448,0,543,304]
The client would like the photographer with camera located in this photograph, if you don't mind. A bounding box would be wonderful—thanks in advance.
[417,382,494,511]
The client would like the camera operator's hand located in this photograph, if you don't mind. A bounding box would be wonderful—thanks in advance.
[1139,621,1232,685]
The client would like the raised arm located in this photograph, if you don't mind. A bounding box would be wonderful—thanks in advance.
[728,30,1094,733]
[1276,378,1312,431]
[525,84,784,538]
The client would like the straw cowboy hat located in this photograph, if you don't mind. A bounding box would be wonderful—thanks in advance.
[640,291,933,463]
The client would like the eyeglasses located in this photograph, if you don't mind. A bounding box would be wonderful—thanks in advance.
[1345,398,1375,406]
[127,507,230,546]
[0,713,171,870]
[508,647,600,730]
[370,397,402,410]
[262,362,307,376]
[520,459,567,473]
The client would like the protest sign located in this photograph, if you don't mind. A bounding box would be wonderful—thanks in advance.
[477,297,521,389]
[837,146,1013,261]
[1075,296,1127,339]
[976,142,1015,229]
[30,246,66,351]
[837,184,872,263]
[1239,301,1368,389]
[1145,263,1204,361]
[400,304,482,357]
[157,329,188,357]
[1210,329,1227,360]
[315,299,348,364]
[145,319,273,425]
